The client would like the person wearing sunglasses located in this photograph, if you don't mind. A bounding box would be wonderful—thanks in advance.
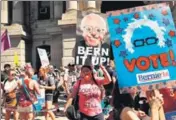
[3,69,19,120]
[64,65,111,120]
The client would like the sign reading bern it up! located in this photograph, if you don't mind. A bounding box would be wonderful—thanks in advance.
[75,11,111,66]
[107,3,176,93]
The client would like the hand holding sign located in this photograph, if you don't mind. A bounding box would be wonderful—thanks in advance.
[146,90,165,120]
[148,90,164,110]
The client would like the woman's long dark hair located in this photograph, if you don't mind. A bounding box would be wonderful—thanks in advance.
[112,83,134,120]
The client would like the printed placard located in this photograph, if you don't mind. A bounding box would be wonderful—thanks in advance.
[37,48,50,67]
[107,3,176,93]
[75,11,111,66]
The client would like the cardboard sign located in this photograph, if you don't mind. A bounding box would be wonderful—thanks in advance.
[37,48,50,67]
[37,89,45,107]
[75,11,111,66]
[14,52,19,66]
[107,3,176,93]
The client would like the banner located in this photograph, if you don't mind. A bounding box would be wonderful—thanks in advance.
[107,3,176,93]
[1,29,11,52]
[75,11,111,66]
[37,48,50,67]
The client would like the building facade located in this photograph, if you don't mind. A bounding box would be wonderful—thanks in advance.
[1,1,31,69]
[1,1,176,70]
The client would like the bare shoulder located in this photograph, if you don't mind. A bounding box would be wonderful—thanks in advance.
[121,107,140,120]
[121,107,134,114]
[32,80,39,86]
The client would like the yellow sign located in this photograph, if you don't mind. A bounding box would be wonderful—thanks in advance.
[14,52,19,66]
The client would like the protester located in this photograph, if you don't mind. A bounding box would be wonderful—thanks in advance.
[4,69,19,120]
[134,91,150,115]
[52,66,62,104]
[1,64,11,82]
[39,66,56,120]
[17,64,40,120]
[63,63,77,97]
[108,84,165,120]
[64,65,111,120]
[105,60,116,96]
[76,65,82,78]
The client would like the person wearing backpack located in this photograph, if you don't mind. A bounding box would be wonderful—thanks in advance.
[64,65,111,120]
[17,65,40,120]
[3,69,19,120]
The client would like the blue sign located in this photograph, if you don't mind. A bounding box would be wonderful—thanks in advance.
[165,111,176,120]
[107,3,176,93]
[37,89,45,107]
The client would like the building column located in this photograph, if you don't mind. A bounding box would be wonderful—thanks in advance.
[87,1,96,9]
[1,1,9,24]
[67,1,77,11]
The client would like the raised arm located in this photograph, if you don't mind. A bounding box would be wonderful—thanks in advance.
[96,65,112,85]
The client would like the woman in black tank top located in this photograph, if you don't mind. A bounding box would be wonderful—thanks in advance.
[108,84,165,120]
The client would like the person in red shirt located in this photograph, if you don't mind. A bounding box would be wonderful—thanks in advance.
[64,65,111,120]
[159,88,176,113]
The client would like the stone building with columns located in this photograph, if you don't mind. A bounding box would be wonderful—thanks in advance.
[1,1,31,69]
[1,1,176,70]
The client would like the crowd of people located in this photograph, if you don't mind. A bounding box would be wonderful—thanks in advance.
[0,60,167,120]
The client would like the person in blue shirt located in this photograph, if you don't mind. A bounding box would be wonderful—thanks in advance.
[32,74,38,81]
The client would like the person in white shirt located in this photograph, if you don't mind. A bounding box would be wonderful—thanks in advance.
[4,69,19,120]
